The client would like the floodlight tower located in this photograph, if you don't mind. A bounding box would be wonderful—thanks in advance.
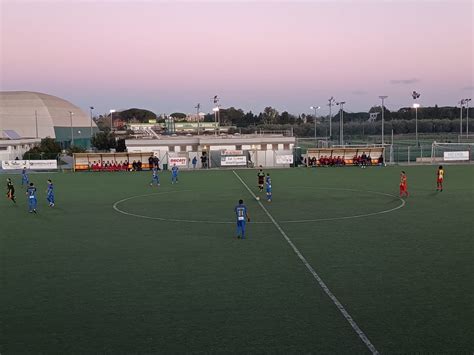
[195,103,201,135]
[412,91,421,146]
[310,106,321,143]
[89,106,94,136]
[110,109,116,131]
[379,96,388,145]
[465,98,472,138]
[328,97,336,139]
[336,101,346,145]
[212,95,220,136]
[69,111,74,147]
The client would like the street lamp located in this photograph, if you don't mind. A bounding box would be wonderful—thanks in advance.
[465,98,472,138]
[328,97,336,140]
[458,99,465,139]
[195,103,201,135]
[412,91,421,146]
[379,96,388,145]
[212,106,220,136]
[109,109,116,131]
[413,103,420,146]
[89,106,94,136]
[69,111,74,147]
[212,95,220,136]
[337,101,346,145]
[310,106,321,144]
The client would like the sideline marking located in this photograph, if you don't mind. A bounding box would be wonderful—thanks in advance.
[232,170,380,355]
[112,188,404,226]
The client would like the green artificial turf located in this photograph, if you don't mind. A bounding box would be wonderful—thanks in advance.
[1,165,473,353]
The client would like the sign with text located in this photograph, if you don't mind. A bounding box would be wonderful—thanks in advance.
[221,150,243,156]
[169,157,188,166]
[443,151,469,161]
[221,156,247,166]
[276,154,294,164]
[1,160,57,170]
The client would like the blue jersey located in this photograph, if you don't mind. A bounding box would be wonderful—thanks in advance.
[27,186,37,199]
[152,168,158,178]
[22,170,29,182]
[265,177,272,192]
[172,166,179,175]
[47,183,54,195]
[235,204,247,222]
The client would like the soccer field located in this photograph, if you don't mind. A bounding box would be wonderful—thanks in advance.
[1,165,473,353]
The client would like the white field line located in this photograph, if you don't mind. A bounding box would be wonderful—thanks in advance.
[232,170,380,355]
[113,187,404,226]
[112,190,271,224]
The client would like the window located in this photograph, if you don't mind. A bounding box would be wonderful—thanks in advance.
[284,144,290,150]
[169,146,175,152]
[236,145,242,150]
[181,145,187,152]
[272,144,278,150]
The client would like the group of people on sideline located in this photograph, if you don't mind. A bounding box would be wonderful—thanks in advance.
[303,153,384,167]
[89,160,143,172]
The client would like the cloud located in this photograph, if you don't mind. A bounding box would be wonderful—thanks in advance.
[461,85,474,91]
[390,78,420,85]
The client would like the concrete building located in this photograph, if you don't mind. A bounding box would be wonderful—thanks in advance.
[0,137,41,161]
[126,134,296,168]
[0,91,98,148]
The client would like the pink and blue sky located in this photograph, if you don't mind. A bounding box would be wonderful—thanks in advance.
[1,0,473,116]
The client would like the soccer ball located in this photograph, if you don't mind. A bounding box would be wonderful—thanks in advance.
[256,197,260,201]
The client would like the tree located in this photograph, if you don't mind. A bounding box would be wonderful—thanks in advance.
[91,132,116,151]
[66,146,86,156]
[116,138,127,152]
[169,112,187,120]
[262,107,279,125]
[219,107,245,126]
[23,138,61,159]
[120,108,157,123]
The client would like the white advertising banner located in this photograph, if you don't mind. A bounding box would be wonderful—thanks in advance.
[276,154,294,164]
[1,160,57,170]
[443,151,469,161]
[221,156,247,166]
[221,150,243,156]
[168,157,188,166]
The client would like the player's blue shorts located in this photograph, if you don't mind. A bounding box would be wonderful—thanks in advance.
[236,220,246,238]
[47,193,55,203]
[28,197,37,210]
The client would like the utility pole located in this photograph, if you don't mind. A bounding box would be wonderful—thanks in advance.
[337,101,346,145]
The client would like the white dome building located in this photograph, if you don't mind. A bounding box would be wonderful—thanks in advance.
[0,91,98,147]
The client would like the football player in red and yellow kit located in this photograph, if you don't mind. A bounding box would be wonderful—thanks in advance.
[399,171,409,197]
[437,165,444,192]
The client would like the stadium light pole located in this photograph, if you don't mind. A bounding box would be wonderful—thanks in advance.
[412,91,421,146]
[465,98,471,138]
[35,110,39,138]
[379,96,388,145]
[109,109,116,131]
[413,103,420,146]
[328,97,336,140]
[212,106,219,136]
[310,106,321,144]
[69,111,74,147]
[337,101,346,145]
[195,103,201,135]
[459,99,466,140]
[89,106,94,137]
[212,95,220,136]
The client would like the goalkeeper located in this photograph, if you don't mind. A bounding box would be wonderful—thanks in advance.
[234,199,250,239]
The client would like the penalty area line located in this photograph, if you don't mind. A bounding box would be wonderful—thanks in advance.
[232,170,379,355]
